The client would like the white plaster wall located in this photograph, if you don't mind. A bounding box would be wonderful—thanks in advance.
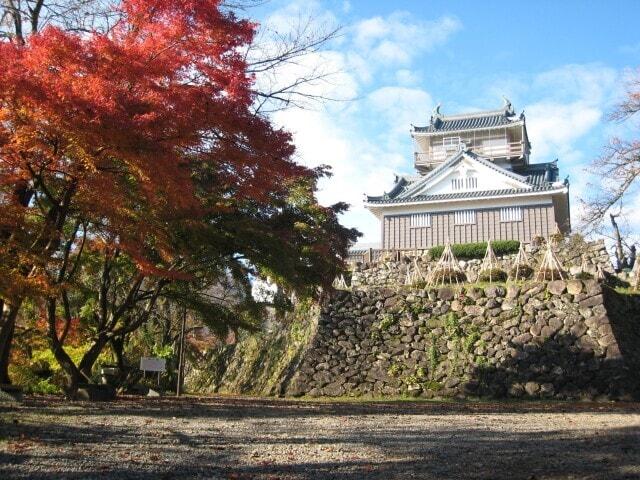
[416,156,526,196]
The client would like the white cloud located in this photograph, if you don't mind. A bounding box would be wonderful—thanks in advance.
[273,106,399,243]
[526,102,602,159]
[352,13,461,67]
[532,64,617,104]
[523,64,618,162]
[263,0,338,34]
[505,64,621,230]
[367,86,433,137]
[395,69,421,86]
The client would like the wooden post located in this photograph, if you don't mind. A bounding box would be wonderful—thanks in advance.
[176,308,187,397]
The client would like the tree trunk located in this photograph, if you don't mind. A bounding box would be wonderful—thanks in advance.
[46,299,85,395]
[610,214,626,271]
[78,334,110,380]
[0,302,21,384]
[110,336,126,371]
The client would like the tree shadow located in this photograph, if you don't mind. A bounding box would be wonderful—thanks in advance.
[1,408,640,479]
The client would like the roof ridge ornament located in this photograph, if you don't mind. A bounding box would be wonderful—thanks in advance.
[430,103,443,127]
[502,95,515,116]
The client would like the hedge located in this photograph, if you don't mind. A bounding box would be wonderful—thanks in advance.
[429,240,520,260]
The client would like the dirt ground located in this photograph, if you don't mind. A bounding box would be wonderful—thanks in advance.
[1,396,640,480]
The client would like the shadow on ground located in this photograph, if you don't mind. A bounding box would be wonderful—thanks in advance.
[1,397,640,479]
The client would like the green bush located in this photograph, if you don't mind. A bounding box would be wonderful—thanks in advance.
[423,380,443,391]
[478,268,508,283]
[444,312,461,337]
[429,240,520,260]
[378,314,396,331]
[463,332,481,353]
[388,363,402,377]
[8,364,62,395]
[574,271,594,280]
[428,344,439,372]
[429,268,467,284]
[509,264,534,280]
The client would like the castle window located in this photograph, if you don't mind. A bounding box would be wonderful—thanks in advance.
[410,213,430,228]
[454,210,476,225]
[442,136,460,149]
[500,207,523,222]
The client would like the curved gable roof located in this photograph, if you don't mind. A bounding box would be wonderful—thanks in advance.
[391,150,529,200]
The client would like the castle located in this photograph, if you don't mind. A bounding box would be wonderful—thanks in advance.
[365,99,571,250]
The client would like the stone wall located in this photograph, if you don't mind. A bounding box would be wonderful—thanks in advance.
[286,280,640,400]
[185,301,319,396]
[351,237,612,288]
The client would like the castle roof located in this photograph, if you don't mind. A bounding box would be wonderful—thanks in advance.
[365,150,563,206]
[412,98,524,135]
[365,185,562,205]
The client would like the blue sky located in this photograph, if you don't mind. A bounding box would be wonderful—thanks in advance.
[253,0,640,246]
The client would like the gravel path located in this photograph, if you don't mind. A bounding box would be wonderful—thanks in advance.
[1,396,640,479]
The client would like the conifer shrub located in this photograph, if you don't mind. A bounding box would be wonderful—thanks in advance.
[535,267,565,281]
[429,268,467,284]
[574,271,594,280]
[478,268,508,283]
[508,264,534,280]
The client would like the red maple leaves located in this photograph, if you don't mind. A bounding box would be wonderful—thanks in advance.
[0,0,312,284]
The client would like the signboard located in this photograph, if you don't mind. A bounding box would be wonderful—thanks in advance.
[140,357,166,373]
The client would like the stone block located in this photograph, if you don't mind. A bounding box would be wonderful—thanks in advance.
[438,287,455,301]
[484,285,506,298]
[547,280,566,296]
[466,287,485,300]
[323,382,345,397]
[579,294,603,309]
[541,325,556,339]
[570,323,587,338]
[464,305,485,317]
[598,334,616,347]
[566,280,583,295]
[506,285,521,299]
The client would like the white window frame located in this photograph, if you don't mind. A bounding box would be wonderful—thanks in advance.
[451,178,464,190]
[454,210,476,225]
[442,136,460,149]
[500,207,523,222]
[410,213,431,228]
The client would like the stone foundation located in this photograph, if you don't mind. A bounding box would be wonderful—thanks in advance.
[287,280,640,401]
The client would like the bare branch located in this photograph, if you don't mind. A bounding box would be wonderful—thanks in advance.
[581,138,640,228]
[243,14,349,112]
[1,0,122,38]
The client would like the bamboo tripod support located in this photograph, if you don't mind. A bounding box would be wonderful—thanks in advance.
[510,243,531,281]
[535,242,565,281]
[428,243,465,287]
[480,240,499,283]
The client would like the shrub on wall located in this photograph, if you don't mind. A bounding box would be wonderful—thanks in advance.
[478,268,508,282]
[429,240,520,260]
[508,264,534,280]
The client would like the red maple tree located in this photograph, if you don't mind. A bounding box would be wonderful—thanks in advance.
[0,0,357,387]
